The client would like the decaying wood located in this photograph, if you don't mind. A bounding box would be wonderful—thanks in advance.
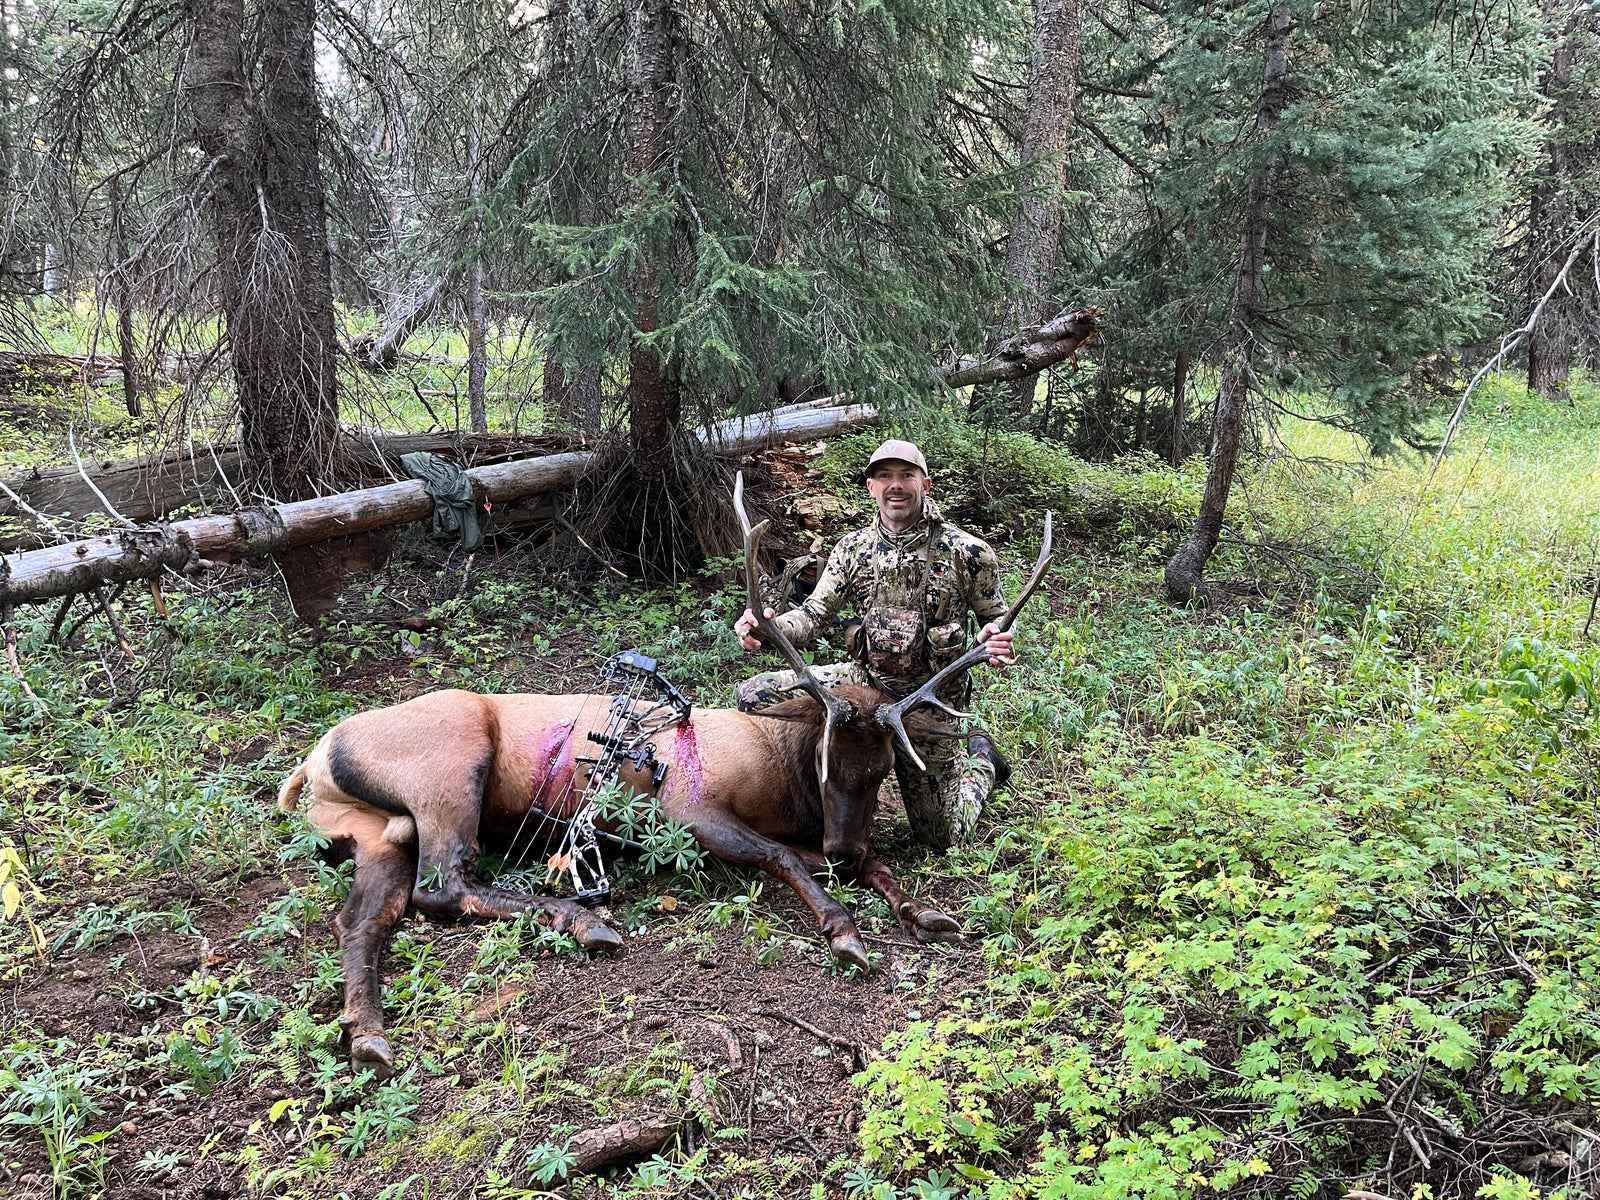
[349,277,452,370]
[569,1115,680,1173]
[0,397,879,608]
[0,430,578,550]
[937,306,1099,388]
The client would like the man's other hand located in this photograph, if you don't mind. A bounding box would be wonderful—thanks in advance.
[979,623,1015,666]
[735,607,776,651]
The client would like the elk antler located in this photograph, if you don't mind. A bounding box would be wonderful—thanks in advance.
[733,471,857,788]
[875,512,1055,770]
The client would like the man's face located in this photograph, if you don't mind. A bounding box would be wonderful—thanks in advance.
[866,461,931,528]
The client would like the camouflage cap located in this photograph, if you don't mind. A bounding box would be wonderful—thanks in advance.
[863,439,929,481]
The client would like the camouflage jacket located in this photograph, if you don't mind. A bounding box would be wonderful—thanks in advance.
[775,500,1007,695]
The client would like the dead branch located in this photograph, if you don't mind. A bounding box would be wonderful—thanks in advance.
[937,306,1099,388]
[569,1114,680,1174]
[753,1007,866,1071]
[1430,221,1600,481]
[1,399,882,608]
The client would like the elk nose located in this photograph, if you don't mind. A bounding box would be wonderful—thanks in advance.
[823,835,867,869]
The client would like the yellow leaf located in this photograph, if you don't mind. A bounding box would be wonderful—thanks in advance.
[2,881,18,919]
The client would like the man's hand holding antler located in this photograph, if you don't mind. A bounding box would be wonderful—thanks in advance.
[735,607,775,651]
[977,622,1014,666]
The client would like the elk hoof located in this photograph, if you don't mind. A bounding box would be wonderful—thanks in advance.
[911,908,962,943]
[829,933,871,971]
[350,1033,395,1080]
[576,923,624,954]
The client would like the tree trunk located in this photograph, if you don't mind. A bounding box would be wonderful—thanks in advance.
[623,0,677,483]
[1170,346,1189,466]
[1164,2,1292,604]
[1527,1,1584,400]
[185,0,341,502]
[545,358,603,436]
[544,0,606,440]
[467,83,488,435]
[545,355,575,430]
[108,176,141,418]
[1003,0,1085,415]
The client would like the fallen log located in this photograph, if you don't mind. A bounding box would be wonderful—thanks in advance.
[937,306,1099,388]
[0,397,879,609]
[349,277,451,370]
[0,301,1098,609]
[0,429,578,551]
[568,1115,680,1174]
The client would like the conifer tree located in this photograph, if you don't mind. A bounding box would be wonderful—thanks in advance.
[1066,0,1540,601]
[1524,1,1600,399]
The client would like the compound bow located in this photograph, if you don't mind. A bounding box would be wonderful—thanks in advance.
[498,651,691,904]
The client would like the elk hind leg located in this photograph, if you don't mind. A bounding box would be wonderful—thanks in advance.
[327,819,415,1079]
[693,818,870,970]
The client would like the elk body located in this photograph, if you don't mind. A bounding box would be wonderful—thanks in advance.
[277,476,1052,1075]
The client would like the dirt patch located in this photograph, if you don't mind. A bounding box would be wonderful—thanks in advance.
[3,862,978,1198]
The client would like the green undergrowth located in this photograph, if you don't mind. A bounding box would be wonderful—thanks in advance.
[841,379,1600,1199]
[3,378,1600,1198]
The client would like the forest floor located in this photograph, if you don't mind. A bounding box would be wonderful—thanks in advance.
[5,383,1600,1200]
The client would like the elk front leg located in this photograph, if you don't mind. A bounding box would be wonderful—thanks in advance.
[409,814,622,951]
[691,817,870,970]
[860,856,962,943]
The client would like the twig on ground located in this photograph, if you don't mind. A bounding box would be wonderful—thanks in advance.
[744,1043,760,1143]
[92,587,138,659]
[753,1006,866,1071]
[3,606,38,700]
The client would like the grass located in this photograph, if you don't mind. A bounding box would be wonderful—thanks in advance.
[2,362,1600,1198]
[0,297,565,474]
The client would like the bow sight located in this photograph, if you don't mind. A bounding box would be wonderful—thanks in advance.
[499,651,691,904]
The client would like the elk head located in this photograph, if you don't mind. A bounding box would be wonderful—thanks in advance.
[733,472,1054,868]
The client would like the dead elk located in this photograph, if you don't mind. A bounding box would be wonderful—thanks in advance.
[276,478,1053,1075]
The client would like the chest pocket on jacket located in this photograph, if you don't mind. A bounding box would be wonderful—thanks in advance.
[927,619,966,670]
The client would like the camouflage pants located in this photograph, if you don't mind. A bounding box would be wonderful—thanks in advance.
[735,663,994,849]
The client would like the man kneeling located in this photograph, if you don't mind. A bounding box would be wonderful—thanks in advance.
[733,439,1013,849]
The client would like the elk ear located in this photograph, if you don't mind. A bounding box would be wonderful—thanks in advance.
[748,695,825,725]
[902,710,965,739]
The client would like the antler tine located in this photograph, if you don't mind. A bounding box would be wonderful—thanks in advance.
[876,512,1056,769]
[733,472,854,787]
